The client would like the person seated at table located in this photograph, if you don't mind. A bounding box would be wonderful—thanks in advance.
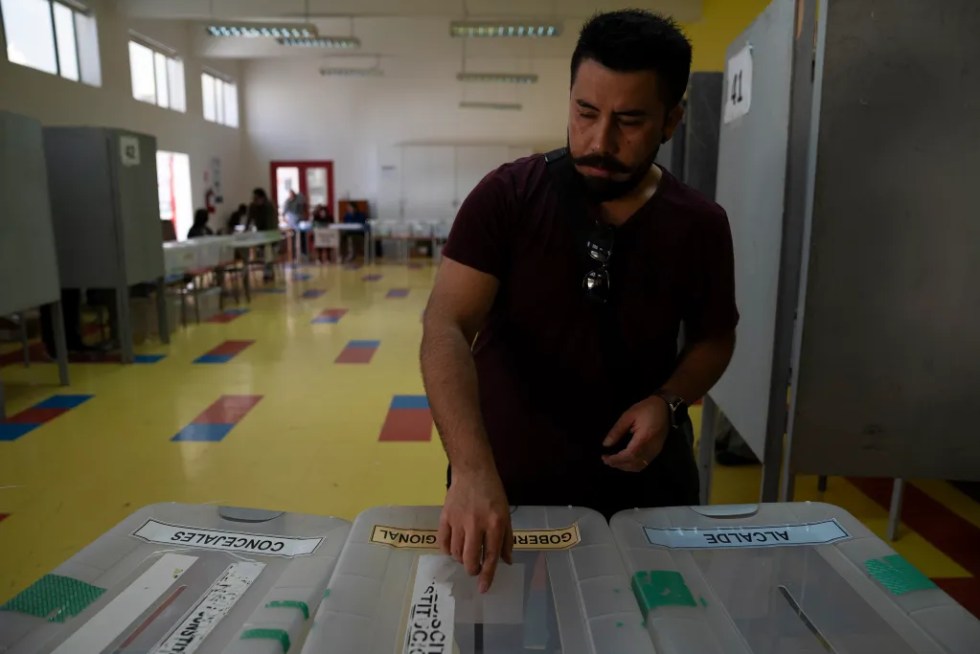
[187,209,213,239]
[226,203,247,233]
[342,203,369,262]
[311,205,334,263]
[312,204,333,225]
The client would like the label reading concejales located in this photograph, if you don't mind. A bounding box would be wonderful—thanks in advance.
[133,519,322,557]
[370,524,581,550]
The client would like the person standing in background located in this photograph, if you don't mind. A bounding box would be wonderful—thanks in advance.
[247,188,276,231]
[247,188,279,281]
[283,189,309,259]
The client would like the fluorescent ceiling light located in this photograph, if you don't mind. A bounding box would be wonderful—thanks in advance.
[278,36,360,48]
[459,101,523,111]
[320,67,383,77]
[450,21,562,38]
[457,72,538,84]
[206,23,317,38]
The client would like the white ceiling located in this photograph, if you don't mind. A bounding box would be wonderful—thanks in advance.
[119,0,701,21]
[119,0,703,61]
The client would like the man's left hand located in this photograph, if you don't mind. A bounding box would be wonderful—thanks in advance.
[601,396,671,472]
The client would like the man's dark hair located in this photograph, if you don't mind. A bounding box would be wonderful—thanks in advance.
[253,188,267,199]
[571,10,692,108]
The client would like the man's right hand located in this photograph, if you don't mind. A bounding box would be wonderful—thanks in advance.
[437,468,513,593]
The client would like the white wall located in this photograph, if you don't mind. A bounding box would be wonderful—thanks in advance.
[0,0,248,230]
[243,37,571,212]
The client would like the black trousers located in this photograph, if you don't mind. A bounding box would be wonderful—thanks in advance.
[446,414,700,520]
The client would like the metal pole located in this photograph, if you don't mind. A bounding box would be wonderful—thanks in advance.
[156,277,170,344]
[887,478,905,542]
[19,312,29,367]
[698,396,718,505]
[51,301,70,386]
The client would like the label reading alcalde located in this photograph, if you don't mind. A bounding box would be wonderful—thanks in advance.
[643,519,849,550]
[370,524,581,550]
[133,519,322,557]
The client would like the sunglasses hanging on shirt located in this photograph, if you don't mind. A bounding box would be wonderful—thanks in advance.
[582,221,615,304]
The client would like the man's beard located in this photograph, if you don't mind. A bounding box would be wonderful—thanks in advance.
[568,138,661,203]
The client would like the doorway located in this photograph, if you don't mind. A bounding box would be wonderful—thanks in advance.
[269,160,335,220]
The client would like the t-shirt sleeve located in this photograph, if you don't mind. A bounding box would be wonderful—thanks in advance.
[683,207,740,340]
[442,167,514,279]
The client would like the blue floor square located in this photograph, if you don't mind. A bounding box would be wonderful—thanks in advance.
[34,395,93,410]
[348,340,381,349]
[134,354,165,364]
[312,317,340,324]
[391,395,430,410]
[223,308,249,316]
[0,423,40,442]
[194,354,233,364]
[172,423,235,442]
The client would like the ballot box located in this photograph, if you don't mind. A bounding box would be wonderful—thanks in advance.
[301,505,654,654]
[0,503,350,654]
[610,502,980,654]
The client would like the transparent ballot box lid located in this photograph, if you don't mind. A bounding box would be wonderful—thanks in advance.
[610,502,980,654]
[302,505,654,654]
[0,503,350,654]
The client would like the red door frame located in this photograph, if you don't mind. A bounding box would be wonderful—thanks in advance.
[269,160,335,220]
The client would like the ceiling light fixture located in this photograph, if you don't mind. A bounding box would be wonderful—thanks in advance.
[206,23,317,38]
[320,66,383,77]
[459,101,523,110]
[450,21,562,38]
[457,72,538,84]
[278,36,361,48]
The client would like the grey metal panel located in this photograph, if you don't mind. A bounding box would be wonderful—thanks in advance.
[43,128,163,289]
[109,131,164,285]
[0,112,60,315]
[683,73,723,200]
[43,127,120,288]
[788,0,980,480]
[707,0,797,460]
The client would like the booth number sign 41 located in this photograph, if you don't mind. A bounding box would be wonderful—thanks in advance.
[723,44,753,124]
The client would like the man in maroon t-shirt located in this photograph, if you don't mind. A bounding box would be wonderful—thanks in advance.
[421,10,738,591]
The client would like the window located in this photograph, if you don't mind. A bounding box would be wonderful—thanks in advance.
[201,71,238,128]
[128,37,185,111]
[157,151,193,240]
[1,0,100,85]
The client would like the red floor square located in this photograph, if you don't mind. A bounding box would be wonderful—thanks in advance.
[208,340,255,356]
[3,407,67,424]
[193,395,263,424]
[335,348,377,364]
[379,408,433,442]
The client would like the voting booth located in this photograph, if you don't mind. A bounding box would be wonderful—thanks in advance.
[611,503,980,654]
[0,503,350,654]
[705,0,980,521]
[302,505,653,654]
[43,127,170,363]
[0,111,70,418]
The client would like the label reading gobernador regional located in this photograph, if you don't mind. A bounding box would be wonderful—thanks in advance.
[370,524,581,550]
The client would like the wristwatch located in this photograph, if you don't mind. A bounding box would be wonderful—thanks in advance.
[653,390,687,428]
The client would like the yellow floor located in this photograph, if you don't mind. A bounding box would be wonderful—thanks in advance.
[0,262,976,607]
